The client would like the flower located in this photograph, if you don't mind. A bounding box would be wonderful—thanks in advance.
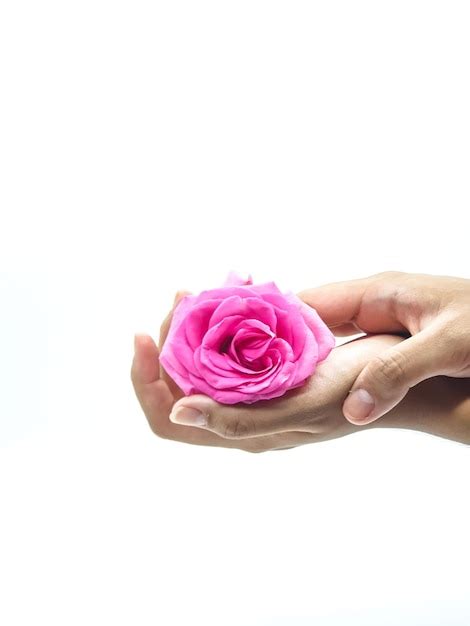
[159,272,335,404]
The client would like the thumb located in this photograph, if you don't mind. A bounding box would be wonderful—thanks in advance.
[342,326,448,425]
[168,393,307,439]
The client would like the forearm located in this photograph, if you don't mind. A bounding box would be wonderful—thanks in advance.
[370,376,470,445]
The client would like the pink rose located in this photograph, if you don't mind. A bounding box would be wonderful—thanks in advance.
[159,272,335,404]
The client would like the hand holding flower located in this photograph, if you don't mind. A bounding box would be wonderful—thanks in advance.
[159,273,335,404]
[131,289,470,451]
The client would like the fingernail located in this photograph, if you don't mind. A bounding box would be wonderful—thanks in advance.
[169,406,208,427]
[344,389,375,422]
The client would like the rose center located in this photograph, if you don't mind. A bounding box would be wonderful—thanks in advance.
[220,322,276,371]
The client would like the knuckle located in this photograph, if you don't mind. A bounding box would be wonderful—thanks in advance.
[147,418,173,440]
[439,319,470,371]
[369,351,408,388]
[451,341,470,372]
[219,415,256,439]
[282,391,320,431]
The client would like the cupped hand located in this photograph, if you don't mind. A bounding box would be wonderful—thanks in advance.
[298,272,470,425]
[131,294,410,453]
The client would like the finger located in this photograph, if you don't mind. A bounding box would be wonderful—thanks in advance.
[159,290,191,398]
[146,407,320,451]
[297,276,373,327]
[331,323,410,338]
[131,333,161,386]
[130,299,239,446]
[329,322,364,337]
[158,291,186,353]
[130,332,200,439]
[342,323,452,425]
[158,290,191,349]
[130,333,321,450]
[297,272,408,333]
[159,308,175,383]
[131,359,321,450]
[131,333,175,418]
[144,334,407,448]
[167,388,317,439]
[166,334,406,439]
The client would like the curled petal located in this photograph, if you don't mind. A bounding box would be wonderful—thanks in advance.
[194,285,260,304]
[229,325,273,364]
[297,299,336,362]
[201,315,246,350]
[209,296,277,332]
[183,299,222,350]
[195,346,277,390]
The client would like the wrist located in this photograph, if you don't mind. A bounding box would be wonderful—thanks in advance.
[369,377,470,444]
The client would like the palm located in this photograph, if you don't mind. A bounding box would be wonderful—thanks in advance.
[131,329,405,452]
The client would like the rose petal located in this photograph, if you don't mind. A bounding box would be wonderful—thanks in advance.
[289,328,319,384]
[230,326,273,364]
[195,346,277,389]
[248,281,284,296]
[222,271,253,287]
[296,299,336,362]
[194,285,260,304]
[200,315,246,352]
[161,275,335,405]
[208,296,277,331]
[200,345,274,377]
[183,299,221,350]
[163,336,199,376]
[269,306,293,346]
[237,358,295,396]
[258,292,308,357]
[159,347,193,394]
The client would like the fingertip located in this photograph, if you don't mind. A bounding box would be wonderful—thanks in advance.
[134,332,157,350]
[343,412,380,426]
[342,388,376,425]
[134,333,147,353]
[131,334,160,385]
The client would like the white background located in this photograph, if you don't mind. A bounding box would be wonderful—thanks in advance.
[1,1,469,624]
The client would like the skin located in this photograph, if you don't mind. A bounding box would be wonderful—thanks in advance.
[299,271,470,424]
[131,283,470,452]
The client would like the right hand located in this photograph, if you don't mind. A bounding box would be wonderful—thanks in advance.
[299,271,470,425]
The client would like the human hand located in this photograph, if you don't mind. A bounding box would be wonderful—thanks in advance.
[299,272,470,425]
[131,293,469,451]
